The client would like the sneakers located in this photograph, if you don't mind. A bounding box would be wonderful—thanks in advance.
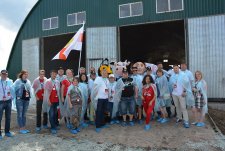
[157,118,163,122]
[5,132,13,137]
[196,122,205,127]
[121,121,127,127]
[70,129,78,134]
[56,126,60,130]
[129,121,134,126]
[110,120,115,125]
[66,123,73,129]
[144,124,151,131]
[76,128,81,132]
[101,124,109,129]
[160,118,169,124]
[42,125,49,129]
[26,130,30,133]
[81,122,89,128]
[176,119,182,123]
[183,121,190,128]
[95,128,102,133]
[115,120,120,124]
[36,127,41,132]
[51,129,57,134]
[19,130,28,134]
[191,122,197,125]
[138,120,143,125]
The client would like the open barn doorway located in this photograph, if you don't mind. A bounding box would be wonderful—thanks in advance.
[120,20,185,70]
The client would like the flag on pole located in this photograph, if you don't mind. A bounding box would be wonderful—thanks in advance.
[52,24,84,60]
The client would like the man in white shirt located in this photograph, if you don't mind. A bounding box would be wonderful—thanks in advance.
[0,70,14,139]
[169,65,190,128]
[93,68,109,133]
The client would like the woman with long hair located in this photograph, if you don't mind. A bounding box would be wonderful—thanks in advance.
[142,75,157,131]
[192,71,208,127]
[13,70,32,134]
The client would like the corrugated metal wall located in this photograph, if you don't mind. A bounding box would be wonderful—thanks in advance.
[188,15,225,98]
[22,38,40,82]
[86,27,118,71]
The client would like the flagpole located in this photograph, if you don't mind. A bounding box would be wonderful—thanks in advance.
[77,22,85,77]
[78,49,82,77]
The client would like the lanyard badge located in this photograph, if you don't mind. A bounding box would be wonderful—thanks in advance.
[1,80,7,101]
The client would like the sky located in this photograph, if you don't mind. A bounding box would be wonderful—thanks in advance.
[0,0,38,70]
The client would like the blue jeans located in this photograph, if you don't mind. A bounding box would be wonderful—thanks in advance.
[0,100,12,135]
[95,99,108,128]
[49,102,59,130]
[16,99,29,128]
[120,97,135,115]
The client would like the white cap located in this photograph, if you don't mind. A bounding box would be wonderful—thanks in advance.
[109,74,115,78]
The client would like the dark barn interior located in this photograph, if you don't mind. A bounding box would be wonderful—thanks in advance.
[120,20,185,70]
[42,33,86,77]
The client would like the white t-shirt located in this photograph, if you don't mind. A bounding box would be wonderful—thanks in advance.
[172,74,184,96]
[94,77,109,99]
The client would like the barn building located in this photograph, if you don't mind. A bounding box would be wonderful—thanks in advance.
[7,0,225,100]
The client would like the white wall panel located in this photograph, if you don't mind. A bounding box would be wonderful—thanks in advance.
[188,15,225,98]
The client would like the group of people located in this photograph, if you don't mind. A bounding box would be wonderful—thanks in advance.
[0,61,208,139]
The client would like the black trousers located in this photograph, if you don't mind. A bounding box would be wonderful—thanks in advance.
[0,100,12,135]
[36,100,48,127]
[95,99,108,128]
[166,107,172,118]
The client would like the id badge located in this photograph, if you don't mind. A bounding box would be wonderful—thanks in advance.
[105,89,109,93]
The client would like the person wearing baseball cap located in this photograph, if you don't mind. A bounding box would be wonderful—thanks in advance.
[118,68,138,127]
[0,70,14,139]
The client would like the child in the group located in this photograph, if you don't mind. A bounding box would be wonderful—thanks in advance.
[107,74,119,124]
[66,77,83,134]
[142,75,157,131]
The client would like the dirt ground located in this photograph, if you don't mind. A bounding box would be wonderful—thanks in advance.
[0,105,225,151]
[208,108,225,135]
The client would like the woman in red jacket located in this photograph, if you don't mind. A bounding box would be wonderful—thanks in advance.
[142,75,157,131]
